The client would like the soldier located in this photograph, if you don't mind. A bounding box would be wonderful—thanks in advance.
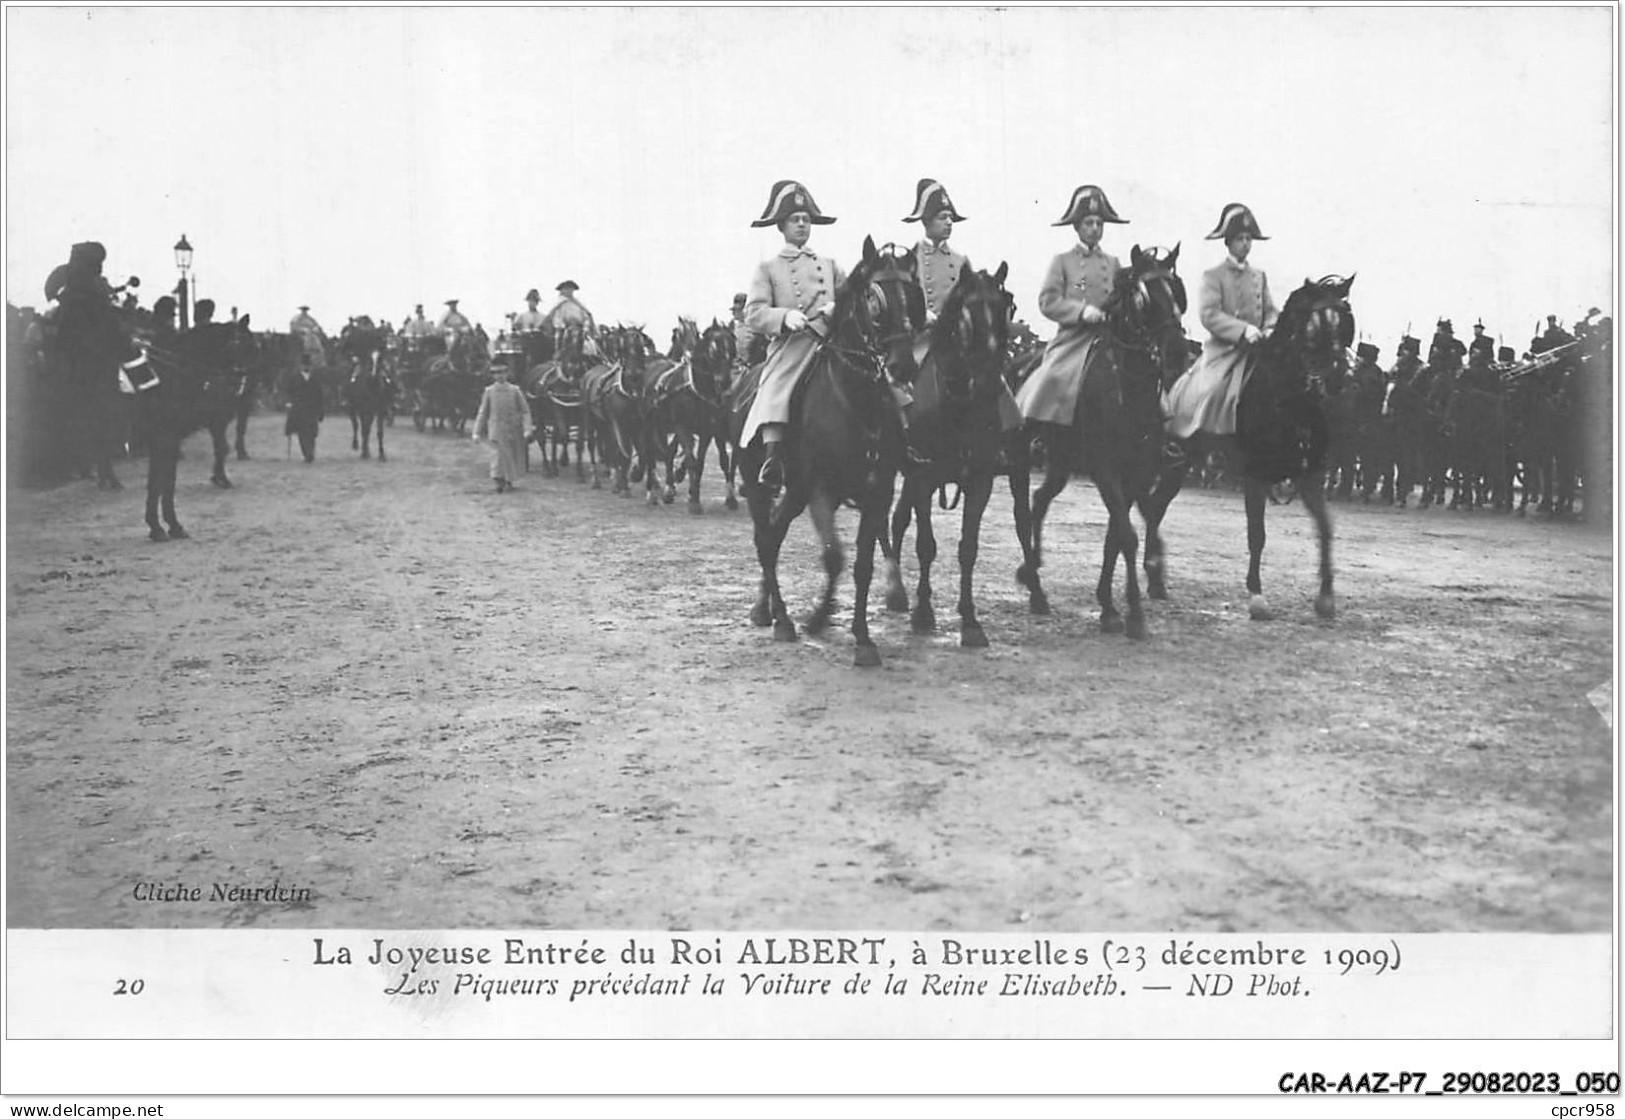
[438,299,473,368]
[1164,202,1278,439]
[192,298,216,329]
[290,305,328,367]
[514,288,549,335]
[904,179,971,326]
[1352,342,1385,408]
[1468,319,1495,365]
[1014,185,1127,429]
[740,179,845,490]
[401,304,433,344]
[545,281,599,357]
[1429,318,1465,371]
[471,359,534,493]
[729,292,760,365]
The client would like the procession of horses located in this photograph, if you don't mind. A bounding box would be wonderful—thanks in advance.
[8,235,1612,669]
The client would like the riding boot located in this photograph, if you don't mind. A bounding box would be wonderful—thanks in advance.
[759,441,786,491]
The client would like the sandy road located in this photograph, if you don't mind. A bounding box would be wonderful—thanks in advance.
[5,413,1613,931]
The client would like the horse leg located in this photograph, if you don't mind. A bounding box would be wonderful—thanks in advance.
[720,433,740,511]
[235,400,251,460]
[885,476,914,614]
[957,471,994,648]
[910,482,938,635]
[351,409,361,452]
[1298,469,1336,619]
[376,411,386,462]
[1018,451,1069,615]
[210,422,232,487]
[686,434,706,514]
[850,497,886,669]
[1139,443,1189,600]
[145,440,168,542]
[750,483,801,640]
[1243,478,1271,620]
[803,491,845,638]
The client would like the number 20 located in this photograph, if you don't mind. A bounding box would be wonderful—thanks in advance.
[113,978,145,996]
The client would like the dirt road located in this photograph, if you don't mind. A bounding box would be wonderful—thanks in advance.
[6,414,1613,931]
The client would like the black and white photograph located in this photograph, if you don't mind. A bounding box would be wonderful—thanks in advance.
[3,0,1616,1098]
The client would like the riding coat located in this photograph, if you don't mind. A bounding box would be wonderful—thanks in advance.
[1014,242,1119,426]
[740,244,846,446]
[1163,255,1279,439]
[915,239,970,321]
[472,377,534,484]
[545,295,596,334]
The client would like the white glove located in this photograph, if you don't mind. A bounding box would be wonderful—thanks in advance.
[1079,305,1106,326]
[783,309,809,332]
[1242,324,1264,345]
[924,309,938,327]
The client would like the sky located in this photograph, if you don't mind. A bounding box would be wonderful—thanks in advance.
[5,4,1615,356]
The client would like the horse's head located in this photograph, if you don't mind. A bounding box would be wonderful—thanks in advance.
[1112,243,1190,390]
[830,236,924,382]
[931,263,1013,402]
[695,319,737,395]
[669,317,699,360]
[617,326,656,391]
[1267,274,1356,390]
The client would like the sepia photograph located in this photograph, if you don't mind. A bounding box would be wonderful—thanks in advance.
[3,0,1616,1092]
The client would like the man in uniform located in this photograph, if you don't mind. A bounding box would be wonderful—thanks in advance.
[1468,319,1495,365]
[290,305,328,367]
[729,292,760,366]
[401,304,433,344]
[544,281,599,358]
[740,179,845,490]
[438,299,473,368]
[515,288,549,335]
[905,179,971,329]
[46,240,161,392]
[1164,202,1277,439]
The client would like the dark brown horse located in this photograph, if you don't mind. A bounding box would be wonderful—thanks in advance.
[731,236,921,667]
[582,326,652,497]
[1011,245,1189,639]
[883,264,1015,648]
[645,318,737,512]
[1139,274,1355,621]
[142,320,258,490]
[343,342,394,461]
[524,322,595,482]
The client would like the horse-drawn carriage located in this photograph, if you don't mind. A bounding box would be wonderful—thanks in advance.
[397,331,487,433]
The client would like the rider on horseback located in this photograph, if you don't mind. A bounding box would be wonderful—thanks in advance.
[1014,185,1126,427]
[1164,202,1279,438]
[438,299,473,369]
[740,179,844,491]
[46,241,160,392]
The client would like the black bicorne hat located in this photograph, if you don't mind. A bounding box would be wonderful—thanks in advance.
[1206,203,1267,241]
[1054,185,1126,226]
[904,179,966,223]
[752,180,836,228]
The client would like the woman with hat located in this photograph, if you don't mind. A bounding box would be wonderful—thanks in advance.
[740,179,845,490]
[471,356,535,493]
[1164,202,1278,439]
[1015,184,1126,427]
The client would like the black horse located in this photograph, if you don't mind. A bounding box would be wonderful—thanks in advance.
[524,323,595,482]
[343,345,394,461]
[645,318,737,512]
[143,320,258,490]
[1139,274,1355,621]
[582,326,651,497]
[1010,245,1189,638]
[732,236,921,667]
[884,264,1015,648]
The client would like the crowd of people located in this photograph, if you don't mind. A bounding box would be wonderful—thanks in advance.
[8,187,1613,523]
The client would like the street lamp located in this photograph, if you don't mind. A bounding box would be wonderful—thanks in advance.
[173,234,194,330]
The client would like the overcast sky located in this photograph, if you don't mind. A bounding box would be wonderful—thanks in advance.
[6,4,1614,355]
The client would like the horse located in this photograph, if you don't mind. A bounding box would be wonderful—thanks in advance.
[142,320,258,490]
[1138,274,1356,621]
[582,326,651,497]
[525,323,596,483]
[342,339,394,461]
[882,264,1016,648]
[644,318,737,512]
[1009,245,1190,639]
[731,236,921,668]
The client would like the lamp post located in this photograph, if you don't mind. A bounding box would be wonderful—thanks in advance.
[173,234,194,331]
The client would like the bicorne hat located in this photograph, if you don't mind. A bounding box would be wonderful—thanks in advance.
[445,299,460,307]
[1054,185,1126,227]
[1356,342,1379,361]
[751,180,836,228]
[1206,203,1267,241]
[904,179,966,223]
[297,305,310,312]
[556,281,579,294]
[526,288,541,302]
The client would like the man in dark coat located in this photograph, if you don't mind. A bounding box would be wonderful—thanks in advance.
[284,355,324,462]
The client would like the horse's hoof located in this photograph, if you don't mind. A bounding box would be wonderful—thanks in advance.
[749,602,773,628]
[804,609,832,637]
[910,607,936,635]
[1147,580,1169,601]
[378,452,386,463]
[646,491,659,506]
[725,496,739,511]
[663,488,676,505]
[1314,593,1336,620]
[236,451,250,461]
[1100,609,1126,634]
[961,622,989,649]
[1126,612,1148,641]
[885,588,909,614]
[1029,592,1051,616]
[148,527,169,543]
[212,477,232,489]
[1248,594,1273,621]
[853,644,882,669]
[687,500,704,515]
[773,620,798,642]
[361,450,371,460]
[168,526,189,540]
